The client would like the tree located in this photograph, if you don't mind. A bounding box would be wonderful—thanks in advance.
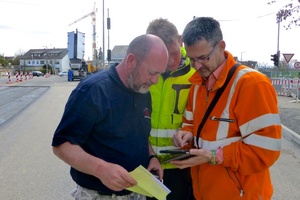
[14,49,26,58]
[0,55,9,66]
[12,49,27,67]
[268,0,300,29]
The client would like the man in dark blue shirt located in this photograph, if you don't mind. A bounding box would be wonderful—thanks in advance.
[52,34,169,200]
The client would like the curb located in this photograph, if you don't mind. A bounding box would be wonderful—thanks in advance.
[281,124,300,146]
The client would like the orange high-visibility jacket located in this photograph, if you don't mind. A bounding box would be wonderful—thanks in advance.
[181,51,282,200]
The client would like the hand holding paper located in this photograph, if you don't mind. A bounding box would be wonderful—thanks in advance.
[127,165,171,200]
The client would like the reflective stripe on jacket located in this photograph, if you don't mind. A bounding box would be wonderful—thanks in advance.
[182,51,282,200]
[150,54,195,169]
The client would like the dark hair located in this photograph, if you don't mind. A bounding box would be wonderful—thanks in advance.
[182,17,223,47]
[146,18,179,47]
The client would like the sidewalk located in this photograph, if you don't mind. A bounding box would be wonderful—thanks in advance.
[277,95,300,145]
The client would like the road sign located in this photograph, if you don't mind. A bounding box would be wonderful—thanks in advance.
[282,53,294,63]
[294,62,300,69]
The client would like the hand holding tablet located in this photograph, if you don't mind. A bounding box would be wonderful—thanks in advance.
[159,149,194,163]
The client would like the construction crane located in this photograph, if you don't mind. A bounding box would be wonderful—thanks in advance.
[69,2,98,68]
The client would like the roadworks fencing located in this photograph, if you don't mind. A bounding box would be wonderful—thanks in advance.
[271,78,300,102]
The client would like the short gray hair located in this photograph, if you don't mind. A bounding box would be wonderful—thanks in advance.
[146,18,179,47]
[182,17,223,47]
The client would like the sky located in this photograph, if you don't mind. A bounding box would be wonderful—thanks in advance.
[0,0,299,66]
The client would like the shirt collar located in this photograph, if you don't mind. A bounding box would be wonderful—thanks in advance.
[206,58,227,90]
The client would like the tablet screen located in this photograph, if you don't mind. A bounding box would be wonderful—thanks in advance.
[162,154,194,163]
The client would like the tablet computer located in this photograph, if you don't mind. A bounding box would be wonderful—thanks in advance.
[161,154,194,163]
[159,149,194,163]
[159,149,190,154]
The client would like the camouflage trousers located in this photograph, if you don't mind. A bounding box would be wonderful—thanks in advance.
[70,185,146,200]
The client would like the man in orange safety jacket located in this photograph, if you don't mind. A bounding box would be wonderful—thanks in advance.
[172,17,282,200]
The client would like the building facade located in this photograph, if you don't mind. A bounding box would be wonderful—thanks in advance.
[19,48,69,74]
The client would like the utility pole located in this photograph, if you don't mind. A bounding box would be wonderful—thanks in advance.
[31,54,35,71]
[107,8,111,67]
[43,45,48,73]
[276,19,280,65]
[271,15,281,68]
[102,0,105,68]
[240,51,245,62]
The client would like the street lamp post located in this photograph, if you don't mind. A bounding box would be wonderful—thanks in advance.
[43,46,48,73]
[240,51,246,62]
[276,20,280,63]
[31,54,34,70]
[102,0,105,68]
[46,53,48,74]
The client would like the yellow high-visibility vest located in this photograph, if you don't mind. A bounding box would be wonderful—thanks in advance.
[149,47,195,169]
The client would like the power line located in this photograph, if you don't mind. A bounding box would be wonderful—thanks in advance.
[256,12,276,18]
[216,12,277,22]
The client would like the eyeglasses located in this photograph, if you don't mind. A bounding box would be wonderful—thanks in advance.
[189,42,219,65]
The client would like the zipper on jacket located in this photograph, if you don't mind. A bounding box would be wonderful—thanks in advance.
[225,167,245,197]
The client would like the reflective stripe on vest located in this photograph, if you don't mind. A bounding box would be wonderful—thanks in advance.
[150,128,177,138]
[194,136,241,150]
[192,67,281,151]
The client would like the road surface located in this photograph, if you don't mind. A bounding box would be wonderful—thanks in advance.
[0,75,299,199]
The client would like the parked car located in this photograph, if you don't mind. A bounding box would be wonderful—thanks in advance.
[32,71,44,77]
[59,71,68,76]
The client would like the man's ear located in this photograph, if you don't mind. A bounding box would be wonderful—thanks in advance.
[219,40,226,51]
[126,53,137,71]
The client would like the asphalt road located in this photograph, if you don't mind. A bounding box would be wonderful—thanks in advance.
[0,75,299,199]
[0,75,77,200]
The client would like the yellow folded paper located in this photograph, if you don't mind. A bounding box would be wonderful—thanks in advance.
[127,165,170,200]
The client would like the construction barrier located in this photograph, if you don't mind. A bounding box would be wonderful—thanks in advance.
[290,78,300,101]
[45,73,51,78]
[271,78,300,100]
[24,71,28,81]
[15,72,19,82]
[29,72,33,79]
[5,71,34,85]
[20,71,23,82]
[6,71,13,84]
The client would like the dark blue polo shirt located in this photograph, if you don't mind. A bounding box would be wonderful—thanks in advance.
[52,66,151,195]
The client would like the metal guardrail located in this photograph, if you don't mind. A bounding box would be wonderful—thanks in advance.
[271,78,300,102]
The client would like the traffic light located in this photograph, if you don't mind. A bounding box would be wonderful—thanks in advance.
[98,47,103,60]
[107,49,111,61]
[271,53,279,67]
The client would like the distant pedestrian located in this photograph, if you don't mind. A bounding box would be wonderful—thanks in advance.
[68,69,73,81]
